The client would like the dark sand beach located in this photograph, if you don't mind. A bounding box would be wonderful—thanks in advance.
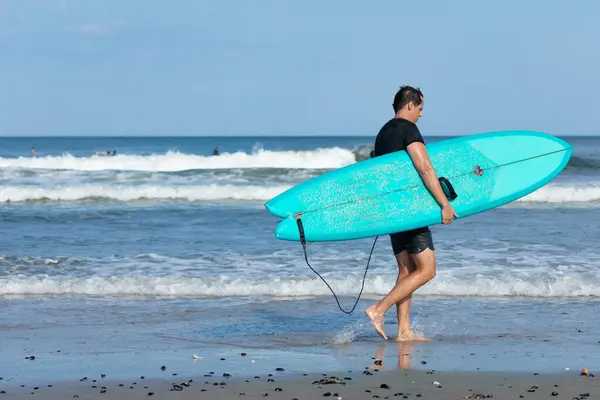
[2,366,599,400]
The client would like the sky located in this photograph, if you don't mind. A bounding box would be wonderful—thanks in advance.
[0,0,599,136]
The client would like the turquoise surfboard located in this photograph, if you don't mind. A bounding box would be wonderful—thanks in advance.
[265,130,572,242]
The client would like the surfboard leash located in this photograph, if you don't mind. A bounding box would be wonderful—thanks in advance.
[295,213,378,315]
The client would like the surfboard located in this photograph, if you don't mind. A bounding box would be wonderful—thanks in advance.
[264,130,572,242]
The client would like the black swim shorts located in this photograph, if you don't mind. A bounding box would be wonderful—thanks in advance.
[389,227,434,255]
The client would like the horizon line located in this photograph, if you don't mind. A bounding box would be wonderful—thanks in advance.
[1,133,599,138]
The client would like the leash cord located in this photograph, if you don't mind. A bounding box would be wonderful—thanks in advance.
[299,236,378,314]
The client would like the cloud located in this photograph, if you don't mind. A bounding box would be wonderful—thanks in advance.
[75,22,112,36]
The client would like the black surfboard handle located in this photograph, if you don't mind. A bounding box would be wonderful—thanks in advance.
[438,177,458,201]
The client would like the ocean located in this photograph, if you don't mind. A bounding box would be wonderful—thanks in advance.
[1,135,599,386]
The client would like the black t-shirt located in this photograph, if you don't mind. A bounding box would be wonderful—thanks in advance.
[371,118,425,158]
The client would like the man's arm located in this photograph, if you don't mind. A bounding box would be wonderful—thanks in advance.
[406,142,451,209]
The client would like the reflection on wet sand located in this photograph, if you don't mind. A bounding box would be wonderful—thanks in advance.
[370,341,415,370]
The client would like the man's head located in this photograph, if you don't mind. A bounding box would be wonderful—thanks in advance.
[392,85,424,123]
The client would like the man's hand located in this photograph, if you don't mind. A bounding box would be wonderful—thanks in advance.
[441,204,458,224]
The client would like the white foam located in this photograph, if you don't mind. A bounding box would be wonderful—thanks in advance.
[517,185,600,203]
[0,184,290,202]
[0,148,355,172]
[2,183,599,204]
[2,270,599,297]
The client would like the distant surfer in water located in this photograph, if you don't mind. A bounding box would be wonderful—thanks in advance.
[212,146,220,156]
[366,86,458,341]
[96,150,117,156]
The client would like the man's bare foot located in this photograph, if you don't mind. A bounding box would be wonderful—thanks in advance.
[365,305,388,340]
[395,330,431,342]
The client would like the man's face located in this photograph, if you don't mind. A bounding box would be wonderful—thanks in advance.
[408,97,424,123]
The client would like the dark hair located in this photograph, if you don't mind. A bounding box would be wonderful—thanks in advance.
[392,86,424,113]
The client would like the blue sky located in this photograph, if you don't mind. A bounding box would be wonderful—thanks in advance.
[0,0,598,136]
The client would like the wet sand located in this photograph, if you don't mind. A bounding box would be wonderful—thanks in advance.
[3,296,600,399]
[2,366,599,399]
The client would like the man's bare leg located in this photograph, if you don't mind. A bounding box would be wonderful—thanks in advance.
[365,251,414,340]
[366,248,436,339]
[394,251,431,341]
[394,251,414,339]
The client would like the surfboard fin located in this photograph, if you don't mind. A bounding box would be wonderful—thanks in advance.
[438,177,458,201]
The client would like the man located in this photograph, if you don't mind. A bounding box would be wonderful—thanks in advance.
[365,86,458,341]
